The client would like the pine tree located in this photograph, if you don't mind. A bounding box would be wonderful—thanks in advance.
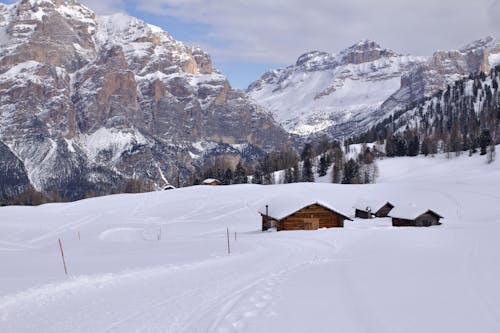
[331,148,343,184]
[233,162,247,184]
[223,168,233,185]
[479,129,492,155]
[302,158,314,182]
[342,158,360,184]
[318,153,330,177]
[300,143,314,182]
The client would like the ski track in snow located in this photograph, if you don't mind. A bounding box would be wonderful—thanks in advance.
[1,152,500,332]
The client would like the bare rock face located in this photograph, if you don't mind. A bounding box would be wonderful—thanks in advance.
[340,40,397,65]
[0,0,289,200]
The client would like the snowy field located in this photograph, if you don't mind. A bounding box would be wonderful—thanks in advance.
[1,152,500,332]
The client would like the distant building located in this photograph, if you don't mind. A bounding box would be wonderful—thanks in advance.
[163,185,176,190]
[354,200,394,219]
[260,200,352,231]
[390,206,443,227]
[202,179,221,186]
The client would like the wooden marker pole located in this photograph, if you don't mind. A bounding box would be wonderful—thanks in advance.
[235,231,237,241]
[78,231,81,241]
[58,238,68,275]
[226,227,231,255]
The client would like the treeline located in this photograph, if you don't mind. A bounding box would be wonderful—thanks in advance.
[0,188,60,206]
[192,138,379,186]
[351,66,500,162]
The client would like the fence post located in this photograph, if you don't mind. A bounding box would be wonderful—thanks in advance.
[226,227,230,255]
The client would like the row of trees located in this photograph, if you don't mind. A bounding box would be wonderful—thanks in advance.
[352,67,500,163]
[192,138,380,187]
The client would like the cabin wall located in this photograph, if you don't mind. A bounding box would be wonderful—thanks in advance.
[392,218,415,227]
[392,214,441,227]
[262,215,279,231]
[415,213,441,226]
[279,204,344,231]
[355,209,372,219]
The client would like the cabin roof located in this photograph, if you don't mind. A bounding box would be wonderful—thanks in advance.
[353,199,393,212]
[259,198,352,221]
[202,178,220,184]
[389,205,443,220]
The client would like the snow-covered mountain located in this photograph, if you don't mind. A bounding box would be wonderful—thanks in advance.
[248,38,500,138]
[0,0,290,200]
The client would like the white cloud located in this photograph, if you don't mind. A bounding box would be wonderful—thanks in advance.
[80,0,125,14]
[133,0,499,64]
[491,0,500,30]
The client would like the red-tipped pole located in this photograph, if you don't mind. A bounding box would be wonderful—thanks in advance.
[58,238,68,275]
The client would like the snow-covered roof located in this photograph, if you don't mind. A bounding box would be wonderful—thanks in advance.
[259,197,352,221]
[389,205,443,220]
[353,199,393,212]
[202,178,220,184]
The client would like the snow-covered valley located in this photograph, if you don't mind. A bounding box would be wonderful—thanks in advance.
[1,151,500,332]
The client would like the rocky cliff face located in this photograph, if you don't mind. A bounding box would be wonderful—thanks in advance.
[0,0,289,200]
[0,140,31,200]
[248,38,500,139]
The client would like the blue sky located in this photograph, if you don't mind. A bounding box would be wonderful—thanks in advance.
[3,0,500,89]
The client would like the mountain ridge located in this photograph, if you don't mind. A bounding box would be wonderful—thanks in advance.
[247,37,500,138]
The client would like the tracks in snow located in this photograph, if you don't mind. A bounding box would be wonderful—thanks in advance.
[0,233,341,332]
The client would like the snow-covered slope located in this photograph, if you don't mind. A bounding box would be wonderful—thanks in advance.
[248,41,426,136]
[248,37,500,138]
[1,150,500,332]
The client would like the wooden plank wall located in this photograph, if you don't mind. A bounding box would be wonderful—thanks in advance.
[279,204,344,231]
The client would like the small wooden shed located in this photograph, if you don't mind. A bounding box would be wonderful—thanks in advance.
[354,200,394,219]
[260,201,352,232]
[390,207,443,227]
[202,178,221,186]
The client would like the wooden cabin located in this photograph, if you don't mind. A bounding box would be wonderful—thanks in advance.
[260,201,352,232]
[202,178,221,186]
[390,207,443,227]
[354,200,394,219]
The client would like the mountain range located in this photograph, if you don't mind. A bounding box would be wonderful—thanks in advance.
[247,38,500,138]
[0,0,499,201]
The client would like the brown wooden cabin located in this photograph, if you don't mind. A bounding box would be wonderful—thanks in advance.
[261,202,352,232]
[354,201,394,219]
[391,209,443,227]
[202,178,221,186]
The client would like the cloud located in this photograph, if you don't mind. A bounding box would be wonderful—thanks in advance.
[80,0,125,14]
[133,0,498,64]
[491,0,500,30]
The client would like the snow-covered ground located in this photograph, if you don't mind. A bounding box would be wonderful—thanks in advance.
[1,152,500,332]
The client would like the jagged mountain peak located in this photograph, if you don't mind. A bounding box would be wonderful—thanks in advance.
[459,36,497,53]
[295,50,334,66]
[340,39,398,64]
